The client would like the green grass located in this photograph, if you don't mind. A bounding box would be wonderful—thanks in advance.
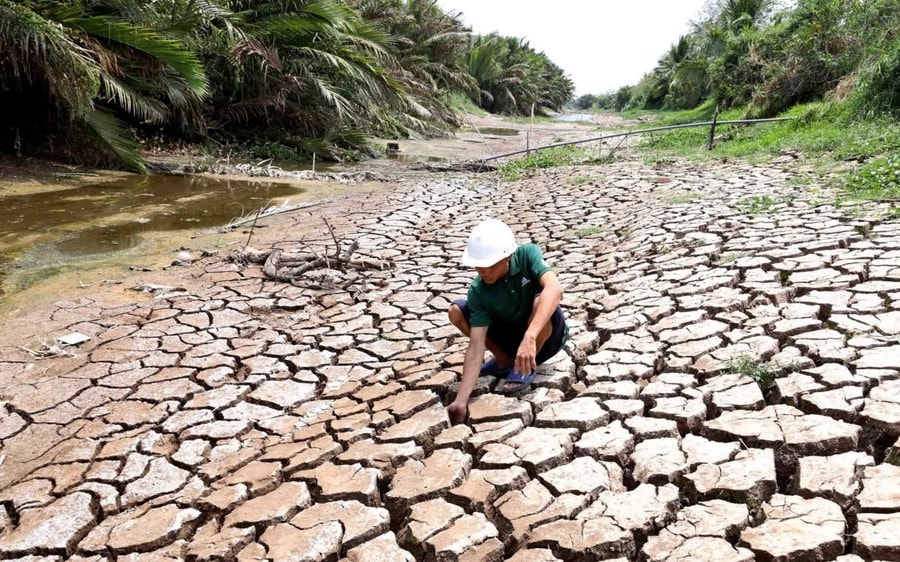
[498,146,588,180]
[448,92,488,116]
[661,192,703,205]
[714,252,745,265]
[844,153,900,201]
[724,355,778,390]
[567,175,593,185]
[616,101,900,165]
[575,225,602,237]
[736,195,776,215]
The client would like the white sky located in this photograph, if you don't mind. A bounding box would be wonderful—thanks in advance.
[436,0,709,96]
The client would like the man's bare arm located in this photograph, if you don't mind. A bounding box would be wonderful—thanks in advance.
[515,270,563,374]
[448,325,488,423]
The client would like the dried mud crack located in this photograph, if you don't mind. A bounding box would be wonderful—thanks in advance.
[1,157,899,562]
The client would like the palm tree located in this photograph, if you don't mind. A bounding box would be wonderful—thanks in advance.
[351,0,476,133]
[0,0,209,171]
[197,0,419,158]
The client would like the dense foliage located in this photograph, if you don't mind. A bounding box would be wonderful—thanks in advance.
[0,0,573,170]
[466,33,572,115]
[589,0,900,122]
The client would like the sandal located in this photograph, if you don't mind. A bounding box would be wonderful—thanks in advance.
[496,370,535,394]
[480,358,512,377]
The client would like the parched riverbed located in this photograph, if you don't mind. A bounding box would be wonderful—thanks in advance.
[0,115,898,561]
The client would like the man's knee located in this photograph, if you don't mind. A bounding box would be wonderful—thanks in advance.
[448,303,466,328]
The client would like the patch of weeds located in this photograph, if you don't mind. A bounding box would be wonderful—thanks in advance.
[845,205,866,219]
[576,225,602,237]
[498,147,586,180]
[736,195,776,215]
[855,224,873,239]
[684,237,705,248]
[844,153,900,201]
[724,355,777,391]
[567,176,592,186]
[886,206,900,220]
[615,227,633,241]
[651,242,672,254]
[715,252,745,265]
[887,447,900,466]
[788,175,814,186]
[779,270,792,286]
[662,192,703,205]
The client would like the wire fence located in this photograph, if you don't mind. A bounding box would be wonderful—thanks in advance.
[482,117,796,164]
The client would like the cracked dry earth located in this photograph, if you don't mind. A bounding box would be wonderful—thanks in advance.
[1,157,900,562]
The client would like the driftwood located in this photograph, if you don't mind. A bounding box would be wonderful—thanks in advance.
[232,218,391,286]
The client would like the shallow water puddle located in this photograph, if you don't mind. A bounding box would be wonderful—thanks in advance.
[0,174,304,266]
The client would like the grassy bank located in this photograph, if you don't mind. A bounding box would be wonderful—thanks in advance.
[500,101,900,205]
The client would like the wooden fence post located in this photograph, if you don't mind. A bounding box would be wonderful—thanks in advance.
[707,103,720,150]
[527,103,535,156]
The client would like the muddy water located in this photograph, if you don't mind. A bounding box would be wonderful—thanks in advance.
[0,173,352,300]
[1,174,302,259]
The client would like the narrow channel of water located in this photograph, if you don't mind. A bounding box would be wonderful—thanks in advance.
[552,113,595,122]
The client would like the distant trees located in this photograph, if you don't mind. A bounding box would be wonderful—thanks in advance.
[0,0,575,170]
[466,33,573,115]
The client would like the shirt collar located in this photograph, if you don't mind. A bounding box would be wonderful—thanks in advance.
[507,247,521,277]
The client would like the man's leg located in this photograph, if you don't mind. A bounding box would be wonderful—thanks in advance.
[498,294,565,392]
[448,300,515,368]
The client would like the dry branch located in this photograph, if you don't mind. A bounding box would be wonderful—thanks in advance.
[232,220,391,288]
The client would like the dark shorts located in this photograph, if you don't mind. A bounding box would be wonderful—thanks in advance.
[452,298,567,365]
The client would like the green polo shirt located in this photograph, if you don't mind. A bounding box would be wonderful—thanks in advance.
[468,243,554,327]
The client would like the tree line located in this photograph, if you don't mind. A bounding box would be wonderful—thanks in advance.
[0,0,574,171]
[572,0,900,122]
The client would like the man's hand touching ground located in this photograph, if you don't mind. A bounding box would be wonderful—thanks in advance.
[447,400,468,425]
[515,334,538,375]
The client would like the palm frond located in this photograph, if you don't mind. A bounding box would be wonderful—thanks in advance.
[67,14,210,98]
[86,107,147,173]
[100,74,168,123]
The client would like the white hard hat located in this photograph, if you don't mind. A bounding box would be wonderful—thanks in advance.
[461,219,517,267]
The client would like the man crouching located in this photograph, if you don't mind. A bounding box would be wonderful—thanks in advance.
[447,218,568,424]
